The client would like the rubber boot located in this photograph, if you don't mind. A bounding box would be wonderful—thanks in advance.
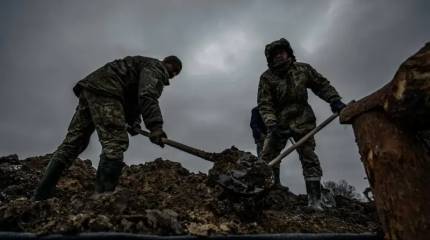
[305,180,323,211]
[95,156,106,193]
[32,159,66,201]
[103,160,125,192]
[95,155,124,193]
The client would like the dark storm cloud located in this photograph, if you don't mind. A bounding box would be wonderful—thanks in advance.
[1,0,429,194]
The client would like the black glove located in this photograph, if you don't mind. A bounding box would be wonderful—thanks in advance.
[269,124,293,140]
[330,100,347,113]
[127,121,142,136]
[149,128,167,148]
[268,124,282,139]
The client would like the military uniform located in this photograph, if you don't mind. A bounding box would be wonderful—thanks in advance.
[33,56,171,200]
[258,39,342,181]
[73,56,170,130]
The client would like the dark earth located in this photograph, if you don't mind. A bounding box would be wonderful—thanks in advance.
[0,148,380,236]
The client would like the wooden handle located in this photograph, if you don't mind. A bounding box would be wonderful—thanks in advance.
[136,129,215,162]
[268,112,339,167]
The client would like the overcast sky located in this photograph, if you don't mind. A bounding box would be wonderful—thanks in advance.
[1,0,429,194]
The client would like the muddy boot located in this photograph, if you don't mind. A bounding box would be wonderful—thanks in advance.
[96,155,124,193]
[32,159,66,201]
[272,167,289,191]
[103,160,125,192]
[95,156,107,193]
[305,180,323,211]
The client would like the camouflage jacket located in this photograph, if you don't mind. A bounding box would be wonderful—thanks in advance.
[257,62,341,134]
[73,56,170,130]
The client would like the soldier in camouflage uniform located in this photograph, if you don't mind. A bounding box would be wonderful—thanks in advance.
[258,38,346,210]
[33,55,182,201]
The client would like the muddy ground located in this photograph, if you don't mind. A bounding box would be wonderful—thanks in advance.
[0,148,380,236]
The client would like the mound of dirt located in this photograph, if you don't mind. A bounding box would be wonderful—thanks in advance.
[208,147,274,195]
[0,149,380,236]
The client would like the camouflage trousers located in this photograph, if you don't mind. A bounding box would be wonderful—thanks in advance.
[260,131,322,180]
[51,89,129,167]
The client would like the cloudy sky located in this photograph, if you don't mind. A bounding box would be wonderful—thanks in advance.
[1,0,429,194]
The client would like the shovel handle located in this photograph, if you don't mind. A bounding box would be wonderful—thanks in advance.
[268,112,339,167]
[136,128,215,162]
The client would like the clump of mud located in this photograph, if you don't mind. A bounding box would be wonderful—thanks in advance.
[208,147,273,195]
[0,150,380,236]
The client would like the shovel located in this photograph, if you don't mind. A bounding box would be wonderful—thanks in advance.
[134,128,216,162]
[133,111,341,196]
[267,112,339,168]
[214,112,342,195]
[133,128,268,195]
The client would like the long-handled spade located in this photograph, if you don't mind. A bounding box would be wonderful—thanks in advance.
[133,128,268,194]
[133,111,340,196]
[134,128,217,162]
[213,112,342,195]
[268,112,340,173]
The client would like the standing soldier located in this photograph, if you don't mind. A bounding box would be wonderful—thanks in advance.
[33,55,182,200]
[258,38,346,210]
[250,106,267,158]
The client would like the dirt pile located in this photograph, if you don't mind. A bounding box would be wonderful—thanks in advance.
[0,149,380,236]
[208,147,273,195]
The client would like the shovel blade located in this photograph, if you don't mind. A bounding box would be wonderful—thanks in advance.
[209,150,275,195]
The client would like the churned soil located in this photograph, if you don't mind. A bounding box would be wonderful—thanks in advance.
[0,150,379,236]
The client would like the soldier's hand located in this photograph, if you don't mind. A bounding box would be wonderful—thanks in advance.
[279,128,293,138]
[330,100,347,113]
[268,124,282,139]
[269,124,293,140]
[127,121,142,136]
[149,128,167,148]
